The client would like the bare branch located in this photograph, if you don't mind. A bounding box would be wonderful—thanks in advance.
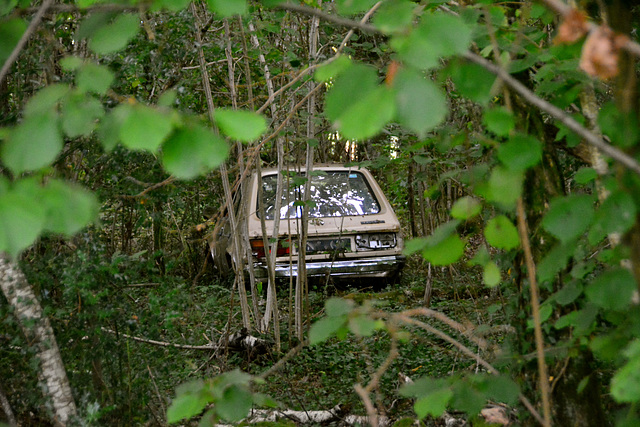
[276,2,377,34]
[101,327,216,350]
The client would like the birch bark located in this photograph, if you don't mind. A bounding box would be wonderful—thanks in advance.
[0,253,77,426]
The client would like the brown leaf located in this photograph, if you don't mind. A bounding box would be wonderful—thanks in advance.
[579,26,622,80]
[554,9,589,45]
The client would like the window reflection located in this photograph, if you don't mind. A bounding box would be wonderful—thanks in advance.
[260,172,381,220]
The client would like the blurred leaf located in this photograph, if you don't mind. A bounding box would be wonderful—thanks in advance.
[335,0,378,15]
[309,315,347,345]
[162,124,229,179]
[574,167,597,184]
[372,0,415,33]
[486,167,523,209]
[542,194,594,244]
[450,196,481,220]
[395,12,472,70]
[120,104,173,151]
[414,388,453,419]
[314,55,352,82]
[23,84,70,117]
[588,190,637,245]
[0,18,26,65]
[448,61,496,105]
[483,261,501,287]
[422,234,465,266]
[497,134,543,171]
[60,56,83,71]
[393,68,447,137]
[215,109,267,142]
[97,103,132,151]
[39,179,99,235]
[553,281,583,306]
[2,110,62,174]
[0,185,46,256]
[483,107,515,137]
[585,268,636,311]
[326,297,354,317]
[77,62,114,95]
[598,101,640,148]
[217,385,252,422]
[611,340,640,403]
[206,0,247,16]
[167,383,210,423]
[88,13,140,55]
[537,240,577,284]
[61,93,104,137]
[484,215,520,250]
[349,314,382,337]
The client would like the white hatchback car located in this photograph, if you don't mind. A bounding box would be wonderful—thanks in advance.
[211,164,405,283]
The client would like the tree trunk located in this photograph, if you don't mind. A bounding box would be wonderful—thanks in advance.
[0,253,77,425]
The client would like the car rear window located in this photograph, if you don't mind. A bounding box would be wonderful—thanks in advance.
[259,171,381,220]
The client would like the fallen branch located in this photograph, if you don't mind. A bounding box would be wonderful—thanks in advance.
[102,327,216,350]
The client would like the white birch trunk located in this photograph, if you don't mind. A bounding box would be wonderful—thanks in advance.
[0,253,77,425]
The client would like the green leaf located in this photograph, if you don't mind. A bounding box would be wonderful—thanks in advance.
[23,84,70,117]
[497,134,543,171]
[483,261,501,287]
[598,101,640,148]
[325,297,354,317]
[485,166,523,209]
[335,0,378,15]
[553,281,583,306]
[542,194,594,244]
[97,104,132,151]
[484,215,520,250]
[588,190,637,245]
[167,391,210,423]
[217,385,252,422]
[77,62,114,95]
[324,63,395,139]
[611,340,640,403]
[88,13,140,55]
[314,56,352,82]
[206,0,247,16]
[60,56,83,71]
[414,388,453,419]
[349,314,382,337]
[574,167,597,184]
[372,0,415,33]
[309,315,347,345]
[483,375,520,405]
[483,107,515,137]
[162,124,229,179]
[61,93,104,137]
[120,104,173,151]
[450,196,481,220]
[0,18,26,65]
[0,186,46,256]
[2,110,63,174]
[422,234,465,266]
[215,109,267,142]
[537,240,576,284]
[393,68,447,137]
[395,12,472,70]
[585,268,636,311]
[448,61,496,105]
[40,179,99,235]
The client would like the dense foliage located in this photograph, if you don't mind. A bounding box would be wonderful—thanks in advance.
[2,0,640,425]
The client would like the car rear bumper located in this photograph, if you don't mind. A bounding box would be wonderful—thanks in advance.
[251,255,406,281]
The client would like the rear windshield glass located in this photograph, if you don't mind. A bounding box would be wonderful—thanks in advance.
[259,171,381,220]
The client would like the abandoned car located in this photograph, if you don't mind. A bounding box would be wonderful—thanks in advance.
[210,164,405,283]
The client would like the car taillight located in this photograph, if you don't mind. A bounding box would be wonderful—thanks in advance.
[250,239,291,259]
[355,233,397,249]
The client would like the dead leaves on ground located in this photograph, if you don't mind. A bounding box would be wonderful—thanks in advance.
[554,9,630,80]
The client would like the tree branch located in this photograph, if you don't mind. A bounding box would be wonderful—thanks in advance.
[275,2,377,33]
[101,327,216,350]
[0,0,54,86]
[464,51,640,176]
